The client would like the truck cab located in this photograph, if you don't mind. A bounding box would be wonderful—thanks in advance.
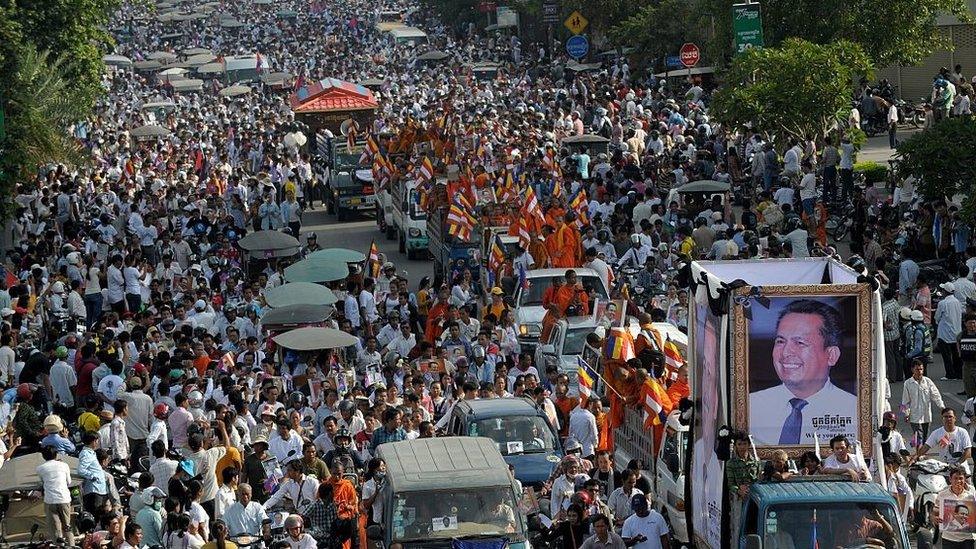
[445,397,563,490]
[535,316,635,394]
[514,268,610,353]
[740,480,910,549]
[391,178,429,259]
[317,137,375,221]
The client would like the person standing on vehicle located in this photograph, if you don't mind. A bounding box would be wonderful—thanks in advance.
[903,359,945,444]
[838,135,856,202]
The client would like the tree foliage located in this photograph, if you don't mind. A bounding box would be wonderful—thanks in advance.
[607,0,704,67]
[710,39,872,146]
[895,118,976,220]
[704,0,970,67]
[0,0,118,207]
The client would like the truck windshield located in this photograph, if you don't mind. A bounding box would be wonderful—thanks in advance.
[518,275,610,306]
[335,151,362,167]
[563,328,591,355]
[391,487,525,542]
[764,502,905,549]
[469,416,556,455]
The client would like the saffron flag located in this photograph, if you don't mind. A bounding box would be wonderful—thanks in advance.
[604,328,636,362]
[642,378,673,429]
[446,194,477,242]
[663,338,685,370]
[578,356,596,398]
[569,190,589,228]
[552,180,564,199]
[368,240,380,278]
[488,235,505,275]
[419,156,434,181]
[522,185,546,233]
[515,215,531,250]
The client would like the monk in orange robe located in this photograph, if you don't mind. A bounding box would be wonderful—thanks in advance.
[551,213,581,268]
[528,235,549,269]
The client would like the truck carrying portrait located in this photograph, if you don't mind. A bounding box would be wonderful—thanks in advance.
[732,286,873,457]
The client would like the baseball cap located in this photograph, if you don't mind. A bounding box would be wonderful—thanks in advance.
[491,287,504,296]
[630,493,649,511]
[941,282,956,294]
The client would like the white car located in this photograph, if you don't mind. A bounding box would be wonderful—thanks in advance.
[514,267,609,353]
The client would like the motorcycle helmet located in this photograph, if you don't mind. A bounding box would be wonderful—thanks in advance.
[55,346,68,359]
[846,255,866,273]
[154,403,171,419]
[333,427,352,447]
[910,310,924,322]
[337,400,356,415]
[289,391,306,410]
[284,514,304,530]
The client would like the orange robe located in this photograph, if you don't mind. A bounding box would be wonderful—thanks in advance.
[551,222,580,268]
[555,396,579,437]
[425,302,448,343]
[545,207,566,228]
[331,478,359,549]
[528,239,549,269]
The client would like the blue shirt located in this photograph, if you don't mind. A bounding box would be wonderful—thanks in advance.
[898,259,919,296]
[77,446,107,495]
[41,433,75,454]
[936,294,963,343]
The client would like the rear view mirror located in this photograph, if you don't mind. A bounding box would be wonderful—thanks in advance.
[744,534,762,549]
[367,525,384,541]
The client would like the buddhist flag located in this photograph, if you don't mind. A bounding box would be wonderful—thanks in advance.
[447,194,477,242]
[642,378,673,429]
[368,240,381,278]
[419,156,434,181]
[367,136,380,156]
[522,185,545,233]
[569,190,589,228]
[489,235,505,273]
[515,215,531,250]
[552,180,564,199]
[578,356,596,399]
[604,328,636,362]
[663,338,685,370]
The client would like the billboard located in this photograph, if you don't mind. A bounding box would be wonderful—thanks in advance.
[731,285,873,457]
[690,291,724,549]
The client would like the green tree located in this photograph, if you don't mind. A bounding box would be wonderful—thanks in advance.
[704,0,970,67]
[895,118,976,220]
[607,0,704,67]
[710,39,872,146]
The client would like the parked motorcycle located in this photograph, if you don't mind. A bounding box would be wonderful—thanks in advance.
[908,458,949,532]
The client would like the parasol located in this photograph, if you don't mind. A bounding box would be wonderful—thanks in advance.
[265,282,338,308]
[274,326,358,351]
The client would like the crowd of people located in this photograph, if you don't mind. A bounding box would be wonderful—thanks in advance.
[6,0,976,545]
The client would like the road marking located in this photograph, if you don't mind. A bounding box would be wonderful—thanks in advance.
[303,221,376,233]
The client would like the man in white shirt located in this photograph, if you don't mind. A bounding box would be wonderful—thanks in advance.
[568,400,599,459]
[748,299,857,445]
[37,446,73,544]
[607,469,644,529]
[262,460,319,515]
[887,102,899,149]
[782,142,802,176]
[902,360,946,441]
[343,281,360,330]
[621,494,669,549]
[913,408,972,472]
[798,163,817,216]
[269,420,304,465]
[225,483,270,538]
[385,323,417,359]
[359,278,379,325]
[106,254,126,313]
[820,435,870,481]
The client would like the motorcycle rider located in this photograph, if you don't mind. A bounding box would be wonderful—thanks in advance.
[618,234,652,269]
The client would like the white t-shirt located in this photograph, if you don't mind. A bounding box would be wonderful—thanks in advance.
[361,478,385,523]
[925,427,973,467]
[822,452,870,478]
[621,510,669,549]
[37,459,72,504]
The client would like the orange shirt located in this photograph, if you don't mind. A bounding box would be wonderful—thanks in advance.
[555,285,589,316]
[192,355,210,377]
[552,223,580,268]
[425,302,448,343]
[528,239,549,269]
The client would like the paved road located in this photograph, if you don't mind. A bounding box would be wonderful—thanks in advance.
[300,203,436,284]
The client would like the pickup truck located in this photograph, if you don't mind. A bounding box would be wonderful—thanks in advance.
[535,316,637,393]
[391,178,428,259]
[514,267,610,353]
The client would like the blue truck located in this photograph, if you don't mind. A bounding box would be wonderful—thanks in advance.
[737,479,910,549]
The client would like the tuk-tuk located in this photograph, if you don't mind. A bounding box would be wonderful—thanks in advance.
[669,179,732,220]
[470,62,500,81]
[562,134,610,158]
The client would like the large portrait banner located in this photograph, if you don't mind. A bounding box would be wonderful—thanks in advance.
[732,285,872,458]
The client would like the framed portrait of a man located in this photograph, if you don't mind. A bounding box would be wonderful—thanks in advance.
[731,285,872,457]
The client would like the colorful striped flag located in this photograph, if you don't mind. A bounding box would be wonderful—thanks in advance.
[447,194,477,242]
[577,356,596,399]
[515,215,531,250]
[517,262,530,291]
[604,328,636,362]
[642,378,673,429]
[419,156,434,181]
[522,185,546,233]
[569,190,589,227]
[368,240,380,278]
[811,509,820,549]
[663,338,685,370]
[488,235,505,275]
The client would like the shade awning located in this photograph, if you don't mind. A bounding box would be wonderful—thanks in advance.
[265,282,338,308]
[219,84,253,97]
[261,304,335,329]
[0,453,81,493]
[130,124,172,138]
[274,326,358,351]
[676,180,731,193]
[170,78,204,91]
[283,257,349,283]
[307,248,367,263]
[237,229,300,258]
[103,54,133,67]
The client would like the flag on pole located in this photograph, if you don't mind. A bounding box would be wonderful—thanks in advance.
[368,240,380,278]
[419,156,434,181]
[810,509,820,549]
[522,185,546,232]
[517,262,530,291]
[447,194,477,242]
[662,338,685,370]
[552,180,564,199]
[641,378,673,429]
[578,356,596,399]
[604,328,636,361]
[569,190,589,227]
[515,215,531,250]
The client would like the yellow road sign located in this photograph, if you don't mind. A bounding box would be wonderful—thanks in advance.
[564,11,588,35]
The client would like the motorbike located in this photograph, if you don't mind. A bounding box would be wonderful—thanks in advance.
[908,458,949,532]
[824,201,856,241]
[895,98,926,129]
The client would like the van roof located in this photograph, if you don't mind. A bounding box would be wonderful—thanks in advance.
[750,480,894,506]
[456,396,541,418]
[390,26,427,38]
[526,267,600,279]
[377,437,512,493]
